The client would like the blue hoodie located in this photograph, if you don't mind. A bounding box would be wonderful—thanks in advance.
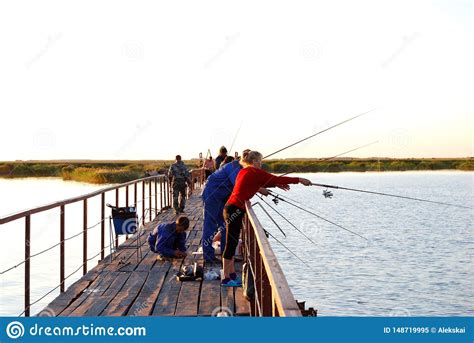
[148,222,186,257]
[202,160,241,202]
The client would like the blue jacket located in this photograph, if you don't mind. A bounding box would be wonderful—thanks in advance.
[202,160,241,201]
[148,222,186,257]
[214,155,226,170]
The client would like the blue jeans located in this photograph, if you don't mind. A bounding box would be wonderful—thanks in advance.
[202,195,226,261]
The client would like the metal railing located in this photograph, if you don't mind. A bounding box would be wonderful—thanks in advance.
[0,174,172,316]
[243,201,302,317]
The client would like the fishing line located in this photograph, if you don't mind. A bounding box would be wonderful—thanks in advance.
[257,194,318,246]
[279,140,379,177]
[267,189,307,206]
[269,192,368,241]
[262,228,311,268]
[252,202,287,237]
[310,182,473,210]
[263,108,376,159]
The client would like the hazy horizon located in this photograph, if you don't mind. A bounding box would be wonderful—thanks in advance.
[0,0,472,160]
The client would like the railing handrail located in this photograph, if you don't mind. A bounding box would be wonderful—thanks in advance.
[0,175,166,225]
[245,201,302,317]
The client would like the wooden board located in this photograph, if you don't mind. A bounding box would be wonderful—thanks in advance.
[198,280,221,316]
[151,260,184,316]
[38,192,254,317]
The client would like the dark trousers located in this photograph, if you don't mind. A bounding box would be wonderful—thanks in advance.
[223,204,245,260]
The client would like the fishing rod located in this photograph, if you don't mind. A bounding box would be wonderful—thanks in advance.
[251,201,310,267]
[229,120,243,155]
[279,140,379,177]
[319,140,379,162]
[268,189,306,206]
[263,108,376,159]
[257,194,318,246]
[268,191,369,241]
[252,202,287,237]
[262,228,310,268]
[310,182,473,210]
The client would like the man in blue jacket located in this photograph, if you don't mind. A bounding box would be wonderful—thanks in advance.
[148,216,189,258]
[201,149,252,263]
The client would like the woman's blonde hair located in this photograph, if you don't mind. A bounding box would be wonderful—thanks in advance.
[243,150,263,165]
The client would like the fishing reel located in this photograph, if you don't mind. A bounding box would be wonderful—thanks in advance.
[271,194,280,205]
[323,189,333,199]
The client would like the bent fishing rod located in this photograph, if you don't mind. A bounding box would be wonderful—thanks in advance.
[267,189,369,241]
[309,182,473,210]
[263,228,310,268]
[263,108,376,159]
[257,194,318,246]
[279,140,379,177]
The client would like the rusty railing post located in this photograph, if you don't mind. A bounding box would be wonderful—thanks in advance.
[126,186,129,239]
[163,179,167,207]
[154,178,158,216]
[24,215,31,317]
[149,180,152,221]
[134,182,138,207]
[256,246,262,316]
[83,199,88,275]
[262,260,272,316]
[115,188,119,247]
[60,205,65,293]
[160,178,164,209]
[101,193,105,260]
[126,185,129,207]
[141,180,145,223]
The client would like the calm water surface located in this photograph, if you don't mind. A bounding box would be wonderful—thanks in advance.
[1,172,473,316]
[254,171,473,316]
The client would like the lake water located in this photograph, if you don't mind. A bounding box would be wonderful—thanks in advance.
[0,172,473,316]
[254,171,474,316]
[0,177,154,316]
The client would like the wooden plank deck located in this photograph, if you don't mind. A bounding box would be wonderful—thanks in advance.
[41,193,250,317]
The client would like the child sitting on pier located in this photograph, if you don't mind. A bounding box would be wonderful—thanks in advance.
[148,216,189,258]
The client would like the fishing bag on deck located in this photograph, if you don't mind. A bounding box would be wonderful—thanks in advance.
[242,262,255,301]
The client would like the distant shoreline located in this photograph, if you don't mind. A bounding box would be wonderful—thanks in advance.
[0,158,472,184]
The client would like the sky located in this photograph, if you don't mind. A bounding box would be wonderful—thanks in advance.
[0,0,472,161]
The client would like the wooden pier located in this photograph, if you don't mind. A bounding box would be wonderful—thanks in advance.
[1,175,312,317]
[42,195,251,317]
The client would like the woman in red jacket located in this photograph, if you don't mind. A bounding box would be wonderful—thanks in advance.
[221,150,311,286]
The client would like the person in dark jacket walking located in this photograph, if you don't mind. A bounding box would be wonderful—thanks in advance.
[168,155,191,215]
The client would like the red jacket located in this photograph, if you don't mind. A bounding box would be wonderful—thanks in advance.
[226,167,299,209]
